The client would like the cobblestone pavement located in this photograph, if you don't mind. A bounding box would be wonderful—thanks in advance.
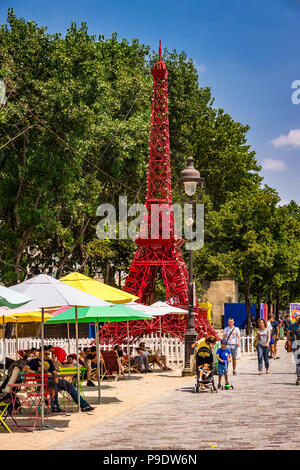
[51,343,300,450]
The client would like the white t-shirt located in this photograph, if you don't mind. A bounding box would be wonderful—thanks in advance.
[224,326,240,346]
[267,321,273,333]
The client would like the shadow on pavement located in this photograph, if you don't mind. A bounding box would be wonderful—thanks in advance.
[87,396,122,405]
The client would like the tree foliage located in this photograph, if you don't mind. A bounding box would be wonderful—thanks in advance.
[0,9,300,320]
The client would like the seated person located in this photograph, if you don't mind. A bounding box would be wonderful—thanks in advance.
[65,354,77,366]
[0,357,16,370]
[26,348,94,413]
[0,359,27,395]
[134,342,171,372]
[46,345,67,368]
[80,346,98,386]
[114,345,124,363]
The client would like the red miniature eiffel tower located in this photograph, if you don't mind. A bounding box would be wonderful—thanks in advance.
[123,42,191,309]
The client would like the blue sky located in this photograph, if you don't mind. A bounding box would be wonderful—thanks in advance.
[1,0,300,203]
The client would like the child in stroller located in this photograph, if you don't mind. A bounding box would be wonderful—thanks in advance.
[194,344,218,393]
[195,362,217,393]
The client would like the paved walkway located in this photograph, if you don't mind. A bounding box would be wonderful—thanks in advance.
[51,343,299,450]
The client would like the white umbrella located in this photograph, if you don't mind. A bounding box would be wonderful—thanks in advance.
[9,274,111,426]
[0,287,32,374]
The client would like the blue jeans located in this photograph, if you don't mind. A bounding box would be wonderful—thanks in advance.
[133,355,149,371]
[257,344,269,371]
[49,378,89,409]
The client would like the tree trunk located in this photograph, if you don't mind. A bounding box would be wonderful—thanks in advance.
[104,262,110,284]
[256,284,262,320]
[275,288,280,319]
[243,272,252,336]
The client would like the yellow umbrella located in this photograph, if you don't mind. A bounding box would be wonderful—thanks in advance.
[2,312,53,356]
[60,272,138,304]
[1,312,53,323]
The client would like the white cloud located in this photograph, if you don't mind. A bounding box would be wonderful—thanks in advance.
[270,129,300,148]
[277,198,291,207]
[262,158,287,171]
[193,60,207,73]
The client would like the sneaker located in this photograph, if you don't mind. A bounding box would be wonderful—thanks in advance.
[218,384,221,389]
[87,380,96,387]
[51,406,64,414]
[233,372,237,376]
[81,405,95,412]
[146,369,153,373]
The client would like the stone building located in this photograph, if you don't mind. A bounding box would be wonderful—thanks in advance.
[202,277,239,328]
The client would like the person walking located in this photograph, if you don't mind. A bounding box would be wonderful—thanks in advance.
[223,318,240,376]
[283,313,292,337]
[255,318,270,375]
[286,313,300,385]
[269,314,280,359]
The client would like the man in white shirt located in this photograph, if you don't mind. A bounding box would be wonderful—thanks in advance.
[223,318,240,376]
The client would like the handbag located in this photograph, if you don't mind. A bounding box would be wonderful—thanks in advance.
[254,334,259,349]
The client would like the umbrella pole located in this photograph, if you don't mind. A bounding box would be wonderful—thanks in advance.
[75,306,80,413]
[95,321,101,404]
[2,316,5,375]
[67,322,70,355]
[160,316,163,367]
[127,321,130,379]
[15,321,18,357]
[41,308,45,427]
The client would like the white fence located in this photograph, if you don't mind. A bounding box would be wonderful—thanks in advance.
[0,333,255,366]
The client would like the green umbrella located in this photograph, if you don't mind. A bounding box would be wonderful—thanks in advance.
[46,304,153,324]
[46,304,153,403]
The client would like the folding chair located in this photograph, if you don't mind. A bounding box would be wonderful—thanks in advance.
[100,351,124,381]
[0,400,12,433]
[57,366,87,412]
[122,355,141,374]
[20,373,51,430]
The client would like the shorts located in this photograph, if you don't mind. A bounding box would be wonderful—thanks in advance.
[269,335,274,345]
[218,362,228,376]
[272,334,278,345]
[228,345,238,359]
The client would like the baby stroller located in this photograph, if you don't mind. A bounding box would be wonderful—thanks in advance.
[194,346,217,393]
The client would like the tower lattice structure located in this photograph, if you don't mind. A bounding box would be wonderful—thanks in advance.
[123,41,189,309]
[98,43,216,344]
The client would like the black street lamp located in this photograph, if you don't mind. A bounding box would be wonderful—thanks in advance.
[179,157,203,376]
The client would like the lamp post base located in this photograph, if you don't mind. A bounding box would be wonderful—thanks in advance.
[182,328,197,377]
[181,366,194,377]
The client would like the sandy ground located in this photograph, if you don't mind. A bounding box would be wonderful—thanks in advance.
[0,367,193,450]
